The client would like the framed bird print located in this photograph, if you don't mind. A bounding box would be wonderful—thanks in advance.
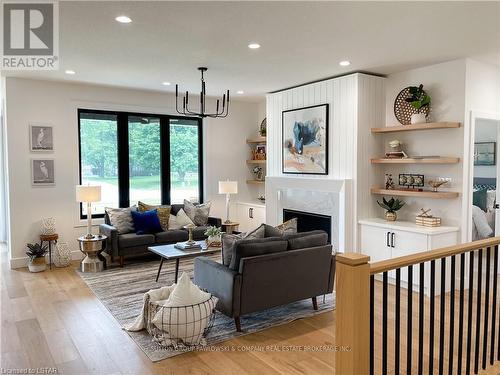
[31,159,55,186]
[30,124,54,152]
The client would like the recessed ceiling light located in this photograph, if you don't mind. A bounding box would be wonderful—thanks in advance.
[162,82,171,86]
[339,60,351,67]
[65,70,76,75]
[115,15,132,23]
[248,43,260,49]
[236,90,244,94]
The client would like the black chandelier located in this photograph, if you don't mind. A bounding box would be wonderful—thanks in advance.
[175,67,230,118]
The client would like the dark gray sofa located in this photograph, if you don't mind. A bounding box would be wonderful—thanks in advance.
[194,230,335,331]
[100,204,222,266]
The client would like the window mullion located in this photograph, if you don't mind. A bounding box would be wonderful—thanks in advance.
[117,113,130,208]
[160,116,171,205]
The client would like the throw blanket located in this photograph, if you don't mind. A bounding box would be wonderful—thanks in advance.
[472,205,494,241]
[125,285,175,331]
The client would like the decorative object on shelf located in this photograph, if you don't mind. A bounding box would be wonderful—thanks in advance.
[416,208,441,227]
[78,234,107,272]
[259,118,267,137]
[53,242,71,267]
[257,195,265,203]
[399,173,424,190]
[219,180,238,223]
[26,243,47,272]
[385,139,408,158]
[282,104,328,175]
[175,67,229,118]
[40,217,56,235]
[428,179,448,192]
[256,144,266,159]
[31,159,55,186]
[474,142,496,166]
[76,185,102,239]
[30,124,54,152]
[377,197,405,222]
[204,226,222,248]
[253,166,265,181]
[394,85,431,125]
[389,139,401,151]
[405,84,431,124]
[385,174,395,190]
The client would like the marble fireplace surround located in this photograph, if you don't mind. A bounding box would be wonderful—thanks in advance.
[266,176,350,252]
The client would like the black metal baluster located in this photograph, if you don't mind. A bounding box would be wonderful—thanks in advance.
[429,260,436,375]
[492,245,498,365]
[458,253,466,375]
[439,257,446,375]
[383,272,388,375]
[396,268,401,375]
[418,262,425,375]
[474,249,483,374]
[448,255,456,375]
[483,247,491,369]
[408,265,413,375]
[370,275,374,375]
[466,251,475,375]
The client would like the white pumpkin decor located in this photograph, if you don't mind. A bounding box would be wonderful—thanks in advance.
[40,217,56,235]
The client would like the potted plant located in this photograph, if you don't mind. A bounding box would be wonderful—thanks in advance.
[405,84,431,124]
[26,243,48,272]
[204,226,222,247]
[377,197,405,221]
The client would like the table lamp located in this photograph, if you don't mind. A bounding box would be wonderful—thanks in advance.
[76,185,101,239]
[219,180,238,223]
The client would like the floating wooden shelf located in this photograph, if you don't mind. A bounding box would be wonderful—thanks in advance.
[371,122,460,134]
[370,188,459,199]
[246,137,267,144]
[246,179,265,185]
[371,157,460,164]
[246,159,266,165]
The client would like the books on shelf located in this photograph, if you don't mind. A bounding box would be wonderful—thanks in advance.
[174,242,202,250]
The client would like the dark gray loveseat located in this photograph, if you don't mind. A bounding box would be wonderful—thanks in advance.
[100,204,221,267]
[194,230,335,331]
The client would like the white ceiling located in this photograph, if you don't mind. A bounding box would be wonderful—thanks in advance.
[3,1,500,101]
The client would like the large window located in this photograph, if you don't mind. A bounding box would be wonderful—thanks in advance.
[78,109,202,218]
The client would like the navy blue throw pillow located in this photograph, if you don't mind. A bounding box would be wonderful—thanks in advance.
[131,209,163,234]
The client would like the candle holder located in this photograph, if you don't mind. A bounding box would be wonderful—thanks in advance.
[184,224,197,246]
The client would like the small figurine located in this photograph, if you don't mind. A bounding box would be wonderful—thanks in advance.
[385,173,395,190]
[428,179,448,192]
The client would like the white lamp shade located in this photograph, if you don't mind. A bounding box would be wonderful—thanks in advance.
[76,185,101,202]
[219,180,238,194]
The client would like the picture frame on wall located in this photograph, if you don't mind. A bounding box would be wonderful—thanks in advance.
[282,104,329,175]
[30,124,54,152]
[31,159,55,186]
[474,142,496,166]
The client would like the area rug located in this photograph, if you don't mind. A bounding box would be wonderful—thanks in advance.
[77,256,335,362]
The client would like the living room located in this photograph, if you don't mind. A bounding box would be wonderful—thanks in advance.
[1,1,500,374]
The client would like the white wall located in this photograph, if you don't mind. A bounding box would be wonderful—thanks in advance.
[4,78,260,267]
[0,78,7,243]
[473,119,498,179]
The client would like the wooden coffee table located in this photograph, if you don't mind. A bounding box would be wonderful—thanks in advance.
[148,241,221,283]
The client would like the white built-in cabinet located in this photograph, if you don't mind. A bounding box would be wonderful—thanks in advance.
[235,202,266,232]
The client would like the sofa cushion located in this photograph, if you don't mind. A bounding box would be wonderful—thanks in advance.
[155,230,188,244]
[285,230,328,250]
[105,206,137,234]
[229,238,288,271]
[118,233,155,248]
[222,224,265,266]
[131,209,163,234]
[138,201,171,231]
[192,226,209,240]
[184,200,211,226]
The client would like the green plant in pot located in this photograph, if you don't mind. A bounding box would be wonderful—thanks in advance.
[377,197,405,221]
[26,243,48,272]
[405,84,431,124]
[204,226,222,247]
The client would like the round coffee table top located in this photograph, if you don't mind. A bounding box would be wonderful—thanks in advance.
[40,233,58,241]
[77,234,107,243]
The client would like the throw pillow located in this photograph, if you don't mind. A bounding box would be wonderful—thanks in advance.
[168,208,195,230]
[473,188,488,212]
[184,200,211,226]
[221,224,266,266]
[105,206,137,234]
[131,209,163,235]
[138,201,171,231]
[264,218,298,237]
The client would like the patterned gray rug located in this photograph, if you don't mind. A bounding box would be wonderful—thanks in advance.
[77,255,335,362]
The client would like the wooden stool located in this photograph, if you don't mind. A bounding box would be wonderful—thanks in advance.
[40,233,58,270]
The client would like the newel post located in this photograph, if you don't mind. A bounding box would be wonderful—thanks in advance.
[335,252,371,375]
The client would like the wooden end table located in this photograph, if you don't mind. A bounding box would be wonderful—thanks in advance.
[40,233,58,270]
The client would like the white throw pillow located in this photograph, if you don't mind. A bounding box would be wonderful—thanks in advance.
[168,209,195,230]
[152,273,217,345]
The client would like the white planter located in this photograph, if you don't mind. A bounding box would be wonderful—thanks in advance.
[410,113,427,124]
[28,258,46,272]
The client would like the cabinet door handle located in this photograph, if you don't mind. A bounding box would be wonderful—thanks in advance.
[386,232,390,247]
[391,232,395,248]
[249,208,254,219]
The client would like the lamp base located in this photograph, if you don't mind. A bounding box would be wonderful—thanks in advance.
[84,233,95,240]
[224,219,232,224]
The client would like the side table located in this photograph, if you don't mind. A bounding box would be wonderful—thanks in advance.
[77,235,107,272]
[221,222,239,234]
[40,233,58,270]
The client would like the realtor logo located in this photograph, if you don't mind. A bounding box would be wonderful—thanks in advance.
[1,1,59,70]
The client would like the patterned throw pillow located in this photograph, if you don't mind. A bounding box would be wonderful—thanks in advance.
[221,224,266,266]
[105,206,137,234]
[183,200,211,226]
[138,201,171,231]
[168,209,195,230]
[275,218,298,235]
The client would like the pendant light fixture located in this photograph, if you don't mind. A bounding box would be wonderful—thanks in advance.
[175,67,230,118]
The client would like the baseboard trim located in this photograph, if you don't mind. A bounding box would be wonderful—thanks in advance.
[10,250,83,269]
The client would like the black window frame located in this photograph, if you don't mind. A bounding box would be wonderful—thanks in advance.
[78,108,203,219]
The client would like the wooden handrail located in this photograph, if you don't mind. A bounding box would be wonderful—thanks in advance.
[370,236,500,275]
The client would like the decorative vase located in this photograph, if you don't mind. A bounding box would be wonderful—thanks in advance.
[40,217,56,235]
[410,113,427,124]
[28,257,46,272]
[385,211,397,221]
[53,242,71,267]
